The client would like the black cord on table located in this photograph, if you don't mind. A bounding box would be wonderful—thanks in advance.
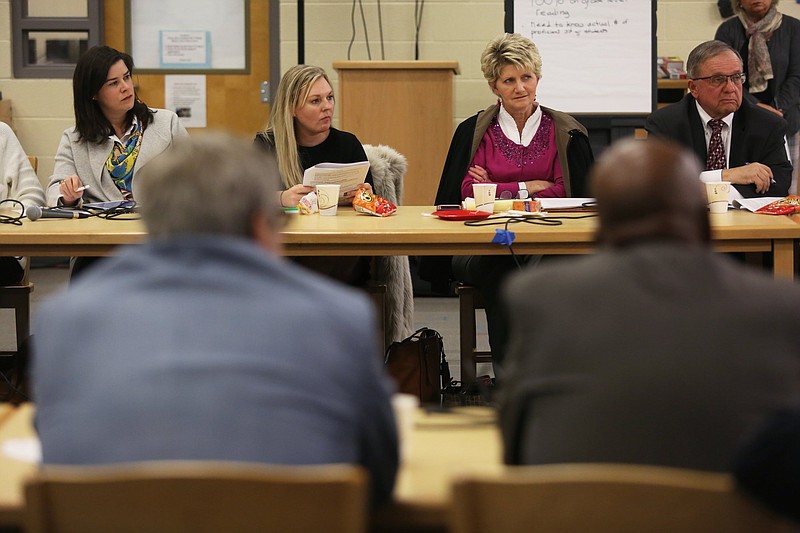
[464,213,598,269]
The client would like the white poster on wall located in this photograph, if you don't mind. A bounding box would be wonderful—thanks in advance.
[130,0,246,71]
[165,75,207,128]
[513,0,654,114]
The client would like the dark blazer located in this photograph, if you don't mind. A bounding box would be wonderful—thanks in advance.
[500,243,800,471]
[645,94,791,198]
[716,14,800,136]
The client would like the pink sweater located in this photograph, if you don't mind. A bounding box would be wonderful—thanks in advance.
[460,111,564,200]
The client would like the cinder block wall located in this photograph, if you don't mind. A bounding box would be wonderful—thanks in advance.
[3,0,800,184]
[281,0,800,125]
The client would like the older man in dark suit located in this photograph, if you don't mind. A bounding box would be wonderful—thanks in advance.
[646,40,791,199]
[499,138,800,471]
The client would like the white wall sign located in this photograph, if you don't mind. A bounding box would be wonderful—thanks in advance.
[165,75,207,128]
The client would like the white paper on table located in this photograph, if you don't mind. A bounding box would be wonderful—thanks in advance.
[732,197,784,213]
[539,198,596,210]
[2,437,42,463]
[302,161,370,200]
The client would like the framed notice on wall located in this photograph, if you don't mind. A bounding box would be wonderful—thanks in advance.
[126,0,249,73]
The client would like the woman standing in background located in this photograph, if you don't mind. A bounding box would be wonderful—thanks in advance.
[716,0,800,194]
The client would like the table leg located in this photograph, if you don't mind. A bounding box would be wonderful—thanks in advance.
[773,239,795,280]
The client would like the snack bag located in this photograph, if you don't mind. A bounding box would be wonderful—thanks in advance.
[755,195,800,215]
[353,189,397,217]
[297,191,319,214]
[512,198,541,212]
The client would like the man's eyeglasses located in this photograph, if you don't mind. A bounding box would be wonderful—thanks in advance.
[691,73,746,88]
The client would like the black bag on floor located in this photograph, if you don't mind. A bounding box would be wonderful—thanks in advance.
[385,328,451,404]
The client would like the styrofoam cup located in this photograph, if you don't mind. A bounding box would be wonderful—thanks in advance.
[316,184,340,216]
[473,183,497,213]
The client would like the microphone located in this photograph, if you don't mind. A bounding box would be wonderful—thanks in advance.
[26,205,90,221]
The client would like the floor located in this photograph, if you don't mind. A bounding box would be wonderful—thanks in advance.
[0,264,492,383]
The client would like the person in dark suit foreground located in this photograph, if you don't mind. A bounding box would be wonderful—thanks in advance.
[32,133,398,506]
[499,137,800,471]
[646,40,791,201]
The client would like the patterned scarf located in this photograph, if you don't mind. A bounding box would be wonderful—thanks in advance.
[739,5,782,93]
[105,118,142,201]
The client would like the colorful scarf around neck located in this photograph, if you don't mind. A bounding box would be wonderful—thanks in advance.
[739,5,783,94]
[105,118,143,200]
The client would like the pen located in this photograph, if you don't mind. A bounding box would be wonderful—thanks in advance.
[76,185,90,192]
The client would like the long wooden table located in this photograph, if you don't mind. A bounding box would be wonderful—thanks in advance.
[0,206,798,279]
[0,403,501,532]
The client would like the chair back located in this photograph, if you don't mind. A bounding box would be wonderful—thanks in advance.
[27,155,38,174]
[451,464,790,533]
[25,462,368,533]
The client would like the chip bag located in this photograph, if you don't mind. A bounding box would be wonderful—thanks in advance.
[297,191,319,214]
[512,199,541,212]
[754,195,800,215]
[352,189,397,217]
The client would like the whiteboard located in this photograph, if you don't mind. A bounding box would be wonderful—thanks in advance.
[510,0,655,115]
[127,0,247,72]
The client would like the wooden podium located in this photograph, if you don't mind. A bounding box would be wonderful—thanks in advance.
[333,61,459,206]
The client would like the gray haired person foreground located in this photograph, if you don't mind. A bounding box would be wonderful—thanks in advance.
[32,132,398,505]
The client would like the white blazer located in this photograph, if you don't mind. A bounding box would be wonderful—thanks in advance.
[0,121,45,209]
[47,109,188,206]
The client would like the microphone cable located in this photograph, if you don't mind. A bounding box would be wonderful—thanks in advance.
[84,202,140,220]
[464,212,598,269]
[0,199,25,226]
[29,202,141,221]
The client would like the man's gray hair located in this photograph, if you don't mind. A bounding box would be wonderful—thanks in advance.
[136,131,283,238]
[687,40,743,79]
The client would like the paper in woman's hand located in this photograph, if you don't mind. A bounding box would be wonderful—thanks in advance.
[302,161,370,200]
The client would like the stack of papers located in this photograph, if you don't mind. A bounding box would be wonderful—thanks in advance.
[302,161,370,200]
[732,197,783,213]
[539,198,596,211]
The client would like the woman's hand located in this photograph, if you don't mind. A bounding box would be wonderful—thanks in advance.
[468,165,491,183]
[342,182,373,204]
[59,175,85,206]
[524,180,554,194]
[280,184,314,207]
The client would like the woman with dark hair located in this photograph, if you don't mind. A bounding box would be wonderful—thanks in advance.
[46,45,188,206]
